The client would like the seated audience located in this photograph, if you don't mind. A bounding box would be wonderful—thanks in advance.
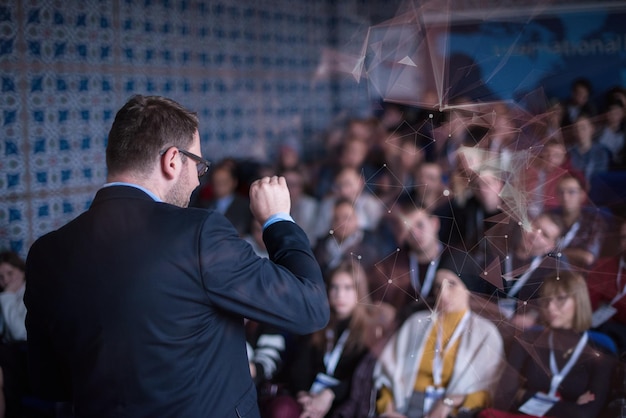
[413,162,446,212]
[551,171,606,268]
[560,78,597,129]
[484,212,571,334]
[313,198,381,278]
[596,99,625,170]
[192,158,253,236]
[315,167,384,240]
[0,251,28,418]
[567,113,610,183]
[265,262,395,418]
[481,271,616,418]
[281,169,320,247]
[586,217,626,357]
[373,259,504,418]
[370,203,444,318]
[436,169,504,267]
[313,126,378,201]
[524,138,571,218]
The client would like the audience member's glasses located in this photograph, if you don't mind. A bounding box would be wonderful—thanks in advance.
[160,147,211,178]
[541,293,571,308]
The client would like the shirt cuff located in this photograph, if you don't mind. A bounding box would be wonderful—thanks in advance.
[263,212,295,230]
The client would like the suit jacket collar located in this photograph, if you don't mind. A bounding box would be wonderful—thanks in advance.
[91,185,158,208]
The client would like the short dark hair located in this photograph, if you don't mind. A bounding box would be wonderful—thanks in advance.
[0,251,25,272]
[558,169,589,193]
[106,95,199,176]
[571,78,592,94]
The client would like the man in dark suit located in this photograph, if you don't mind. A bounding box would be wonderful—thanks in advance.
[24,95,330,418]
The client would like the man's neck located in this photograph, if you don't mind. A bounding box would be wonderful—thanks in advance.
[412,242,440,263]
[562,209,580,227]
[106,174,164,202]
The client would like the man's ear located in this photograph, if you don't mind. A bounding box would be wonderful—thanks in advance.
[160,147,179,180]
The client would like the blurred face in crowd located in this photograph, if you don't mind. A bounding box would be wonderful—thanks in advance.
[572,84,590,107]
[211,166,237,199]
[333,168,364,202]
[0,262,25,293]
[283,170,304,202]
[279,145,300,170]
[415,163,443,192]
[402,208,440,254]
[541,142,567,169]
[557,177,586,214]
[606,104,625,127]
[434,269,470,314]
[574,115,594,146]
[543,287,575,330]
[473,171,503,213]
[399,140,424,171]
[331,202,359,242]
[328,270,359,320]
[339,138,369,169]
[521,215,561,257]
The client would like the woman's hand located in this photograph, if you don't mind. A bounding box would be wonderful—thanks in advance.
[297,391,313,410]
[425,401,452,418]
[299,389,334,418]
[577,390,595,405]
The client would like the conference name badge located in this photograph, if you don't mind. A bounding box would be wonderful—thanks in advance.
[518,392,559,416]
[423,385,446,413]
[498,298,517,319]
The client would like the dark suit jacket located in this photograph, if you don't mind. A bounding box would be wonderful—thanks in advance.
[24,185,329,418]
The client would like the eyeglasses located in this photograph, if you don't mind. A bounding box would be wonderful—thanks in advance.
[178,149,211,178]
[160,147,211,178]
[541,294,572,308]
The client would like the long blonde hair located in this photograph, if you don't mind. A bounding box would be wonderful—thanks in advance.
[311,260,376,356]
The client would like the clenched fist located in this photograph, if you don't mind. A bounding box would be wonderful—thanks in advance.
[249,176,291,225]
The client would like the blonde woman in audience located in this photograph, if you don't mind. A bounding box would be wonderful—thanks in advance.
[481,271,616,418]
[373,258,504,418]
[266,261,394,418]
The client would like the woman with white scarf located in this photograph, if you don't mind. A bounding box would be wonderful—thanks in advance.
[373,256,504,418]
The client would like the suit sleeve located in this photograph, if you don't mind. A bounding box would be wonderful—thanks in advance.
[24,238,73,400]
[199,213,329,334]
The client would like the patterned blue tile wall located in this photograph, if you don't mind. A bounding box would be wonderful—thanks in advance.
[0,0,377,258]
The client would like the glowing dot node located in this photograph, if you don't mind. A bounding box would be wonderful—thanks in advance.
[387,279,392,284]
[329,229,334,235]
[443,189,450,196]
[518,222,523,226]
[429,113,433,118]
[357,255,362,260]
[523,301,527,305]
[484,271,488,275]
[557,252,562,257]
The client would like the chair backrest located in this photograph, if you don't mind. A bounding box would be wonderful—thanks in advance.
[587,329,618,355]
